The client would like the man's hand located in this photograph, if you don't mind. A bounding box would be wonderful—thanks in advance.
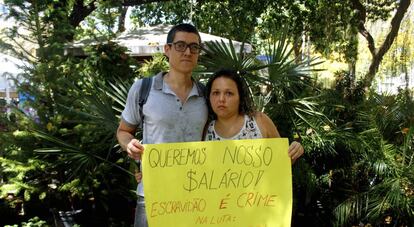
[288,141,304,164]
[127,138,145,160]
[134,169,142,183]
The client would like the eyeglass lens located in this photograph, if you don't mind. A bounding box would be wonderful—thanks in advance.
[172,41,201,54]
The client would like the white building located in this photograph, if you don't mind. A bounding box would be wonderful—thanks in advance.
[376,69,414,95]
[65,24,252,60]
[0,53,26,103]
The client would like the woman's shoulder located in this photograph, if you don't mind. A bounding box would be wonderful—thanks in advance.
[253,111,271,123]
[252,111,280,138]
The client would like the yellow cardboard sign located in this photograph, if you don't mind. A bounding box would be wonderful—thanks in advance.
[142,138,292,227]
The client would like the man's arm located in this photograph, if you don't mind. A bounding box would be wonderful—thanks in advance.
[117,119,144,160]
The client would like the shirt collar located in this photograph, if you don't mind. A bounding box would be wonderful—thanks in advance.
[153,72,204,97]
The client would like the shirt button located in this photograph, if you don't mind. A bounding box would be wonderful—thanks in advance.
[179,107,183,110]
[176,99,180,102]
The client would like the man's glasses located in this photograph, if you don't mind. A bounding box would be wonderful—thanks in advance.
[168,41,202,54]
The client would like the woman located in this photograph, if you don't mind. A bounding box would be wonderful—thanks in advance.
[204,69,303,163]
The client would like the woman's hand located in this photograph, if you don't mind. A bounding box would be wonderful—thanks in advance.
[288,141,304,164]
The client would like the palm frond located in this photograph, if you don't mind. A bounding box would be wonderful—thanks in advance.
[334,177,413,227]
[263,33,323,81]
[32,130,79,151]
[32,129,132,179]
[35,146,132,178]
[57,77,120,132]
[402,126,414,167]
[199,39,268,73]
[106,77,133,114]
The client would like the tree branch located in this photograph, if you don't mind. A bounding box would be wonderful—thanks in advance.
[364,0,411,89]
[350,0,376,55]
[68,0,172,29]
[69,0,98,29]
[117,6,129,33]
[374,0,411,69]
[121,0,172,7]
[66,0,173,41]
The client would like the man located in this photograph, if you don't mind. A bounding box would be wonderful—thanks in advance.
[117,23,208,227]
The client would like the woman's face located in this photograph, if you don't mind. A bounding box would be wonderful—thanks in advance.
[209,76,240,119]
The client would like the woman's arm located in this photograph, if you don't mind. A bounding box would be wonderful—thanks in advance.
[255,111,303,164]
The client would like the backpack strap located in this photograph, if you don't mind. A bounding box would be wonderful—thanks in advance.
[134,76,152,173]
[138,77,203,125]
[138,77,153,126]
[195,81,206,97]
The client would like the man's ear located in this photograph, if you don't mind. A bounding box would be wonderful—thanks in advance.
[164,44,171,58]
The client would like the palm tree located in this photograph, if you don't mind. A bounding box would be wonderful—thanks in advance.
[333,92,414,227]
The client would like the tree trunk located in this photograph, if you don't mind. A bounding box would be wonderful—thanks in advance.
[293,39,302,64]
[351,0,411,90]
[348,62,356,82]
[117,6,129,33]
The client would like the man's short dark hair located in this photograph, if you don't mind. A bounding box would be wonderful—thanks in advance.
[167,23,201,44]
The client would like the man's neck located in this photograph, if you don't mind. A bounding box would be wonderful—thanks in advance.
[164,70,193,89]
[164,70,194,103]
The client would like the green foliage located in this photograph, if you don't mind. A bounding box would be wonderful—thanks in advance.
[26,42,138,201]
[138,52,169,77]
[75,0,122,39]
[5,216,48,227]
[131,0,267,41]
[0,106,49,203]
[378,10,414,79]
[79,41,139,82]
[297,70,414,226]
[1,2,139,224]
[258,32,324,139]
[0,157,48,199]
[330,93,414,226]
[130,0,405,72]
[200,40,266,73]
[1,1,413,226]
[131,0,190,27]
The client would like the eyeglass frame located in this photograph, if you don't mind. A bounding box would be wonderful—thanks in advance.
[167,41,202,54]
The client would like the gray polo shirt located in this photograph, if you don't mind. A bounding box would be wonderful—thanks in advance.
[121,72,208,196]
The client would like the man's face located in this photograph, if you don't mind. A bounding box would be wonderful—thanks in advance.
[164,31,200,74]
